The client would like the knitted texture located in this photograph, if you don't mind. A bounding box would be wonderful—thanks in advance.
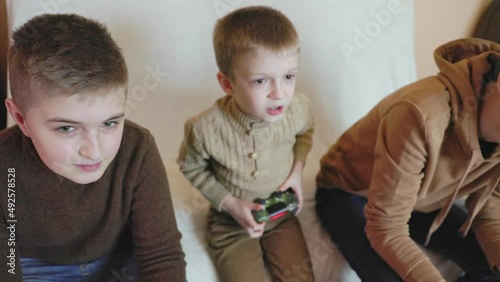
[178,93,313,210]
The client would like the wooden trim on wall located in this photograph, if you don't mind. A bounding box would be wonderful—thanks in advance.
[0,0,7,130]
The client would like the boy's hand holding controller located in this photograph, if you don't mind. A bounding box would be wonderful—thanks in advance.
[221,195,266,238]
[221,161,305,238]
[278,161,304,214]
[252,187,299,223]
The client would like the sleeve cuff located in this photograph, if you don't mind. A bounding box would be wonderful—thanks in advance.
[403,258,445,282]
[293,141,311,164]
[202,182,232,211]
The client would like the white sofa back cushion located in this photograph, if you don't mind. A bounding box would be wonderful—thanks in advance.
[7,1,462,281]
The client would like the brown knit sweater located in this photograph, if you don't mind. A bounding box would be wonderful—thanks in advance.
[0,120,186,281]
[178,93,314,210]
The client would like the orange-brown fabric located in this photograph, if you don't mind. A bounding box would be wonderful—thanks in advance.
[317,38,500,281]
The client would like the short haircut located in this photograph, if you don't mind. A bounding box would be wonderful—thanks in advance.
[213,6,299,78]
[8,13,128,113]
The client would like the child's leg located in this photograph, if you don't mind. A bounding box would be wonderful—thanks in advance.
[409,204,500,281]
[207,208,266,282]
[315,187,402,282]
[260,214,314,282]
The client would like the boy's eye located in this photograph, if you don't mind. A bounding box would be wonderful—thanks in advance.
[253,78,266,85]
[102,121,118,128]
[57,126,75,134]
[285,74,296,80]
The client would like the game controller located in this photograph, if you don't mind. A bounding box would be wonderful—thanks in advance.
[252,187,299,223]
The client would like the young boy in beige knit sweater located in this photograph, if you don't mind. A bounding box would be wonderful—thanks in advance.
[0,14,185,281]
[177,6,314,282]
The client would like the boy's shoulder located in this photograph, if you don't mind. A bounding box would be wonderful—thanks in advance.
[0,126,23,161]
[0,125,21,146]
[123,119,152,139]
[120,119,156,151]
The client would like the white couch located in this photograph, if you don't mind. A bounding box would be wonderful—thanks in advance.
[7,1,463,281]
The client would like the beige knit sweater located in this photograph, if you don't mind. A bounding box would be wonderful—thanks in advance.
[178,93,314,210]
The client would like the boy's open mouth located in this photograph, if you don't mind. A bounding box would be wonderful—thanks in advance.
[267,105,284,116]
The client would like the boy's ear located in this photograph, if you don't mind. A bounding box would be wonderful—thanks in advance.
[5,98,31,137]
[217,72,233,96]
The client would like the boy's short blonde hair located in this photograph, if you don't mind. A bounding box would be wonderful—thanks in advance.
[213,6,299,78]
[8,13,128,114]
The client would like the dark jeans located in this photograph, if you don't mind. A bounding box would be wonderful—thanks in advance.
[316,188,500,282]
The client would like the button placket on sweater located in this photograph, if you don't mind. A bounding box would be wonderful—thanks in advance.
[247,122,270,179]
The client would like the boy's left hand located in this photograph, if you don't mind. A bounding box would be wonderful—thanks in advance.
[278,161,304,214]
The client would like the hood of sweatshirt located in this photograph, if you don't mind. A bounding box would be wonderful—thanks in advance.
[425,38,500,244]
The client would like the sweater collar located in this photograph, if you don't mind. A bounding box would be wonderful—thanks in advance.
[225,96,271,133]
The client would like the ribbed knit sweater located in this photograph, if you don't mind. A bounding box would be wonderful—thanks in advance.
[177,93,314,210]
[0,120,186,281]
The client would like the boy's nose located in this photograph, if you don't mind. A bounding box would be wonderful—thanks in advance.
[268,83,285,100]
[79,136,103,161]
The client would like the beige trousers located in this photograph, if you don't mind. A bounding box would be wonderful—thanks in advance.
[207,208,314,282]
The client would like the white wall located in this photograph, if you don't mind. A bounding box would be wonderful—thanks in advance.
[414,0,492,78]
[6,0,417,160]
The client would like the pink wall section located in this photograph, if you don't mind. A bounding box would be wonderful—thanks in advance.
[414,0,492,79]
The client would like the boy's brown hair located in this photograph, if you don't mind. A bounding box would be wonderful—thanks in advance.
[213,6,299,78]
[8,13,128,113]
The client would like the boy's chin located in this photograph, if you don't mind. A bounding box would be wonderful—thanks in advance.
[262,114,284,123]
[244,111,285,124]
[53,168,107,185]
[68,174,104,185]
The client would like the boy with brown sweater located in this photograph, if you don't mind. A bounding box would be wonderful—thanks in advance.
[177,6,314,282]
[0,14,185,281]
